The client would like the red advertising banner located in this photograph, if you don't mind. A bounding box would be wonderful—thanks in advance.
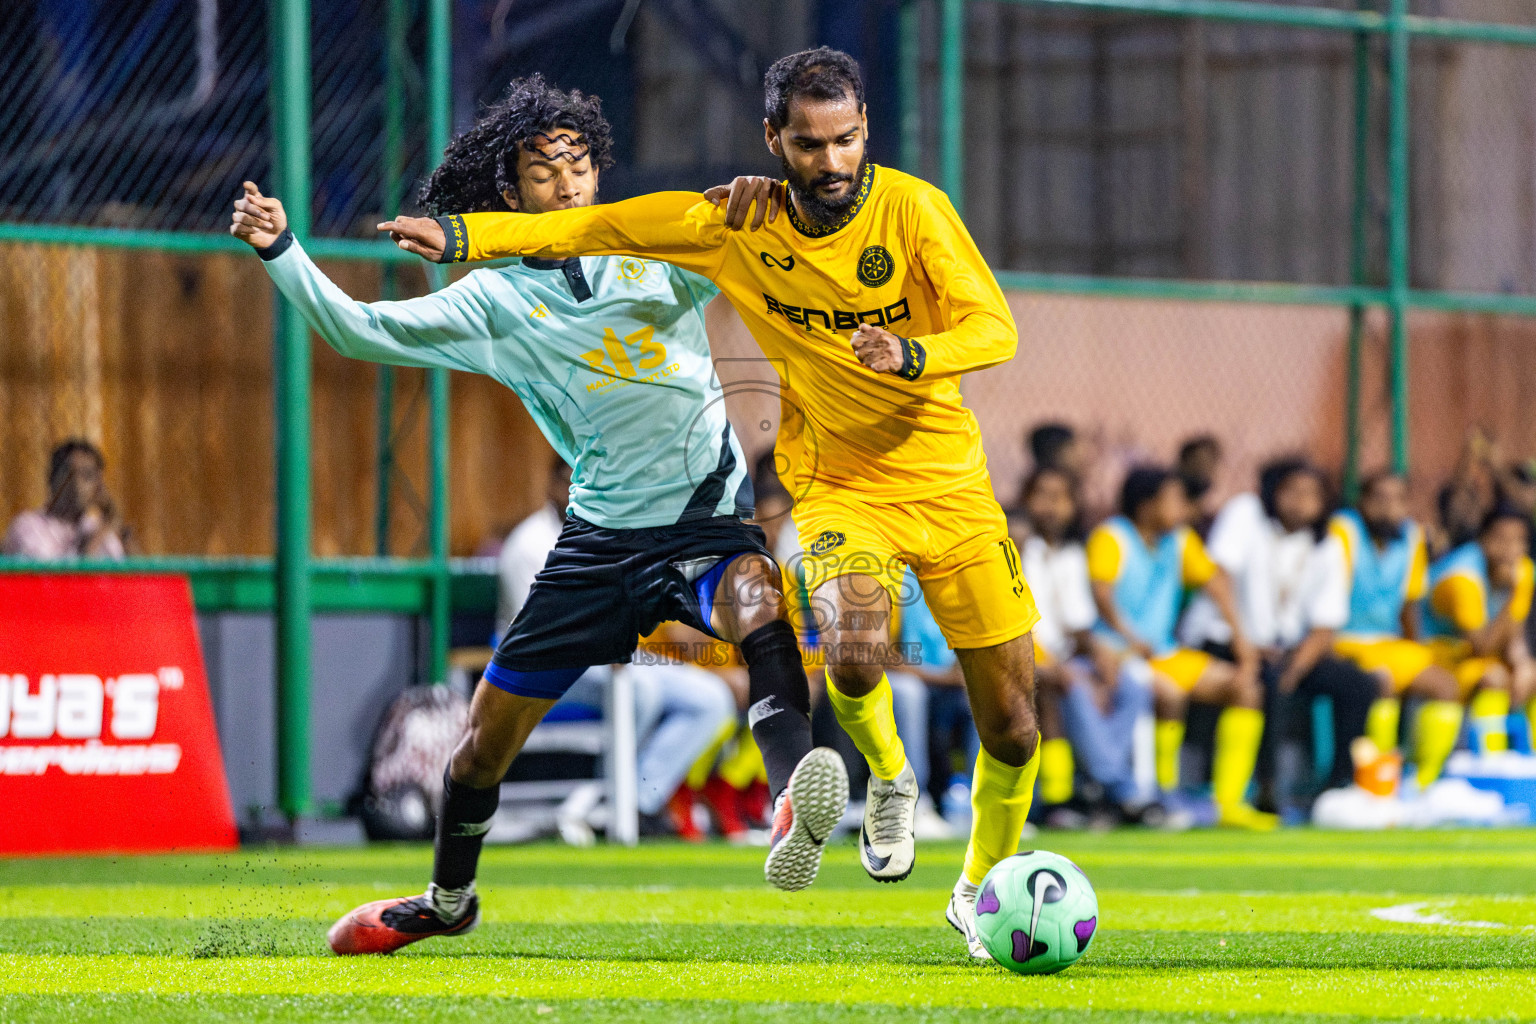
[0,574,238,855]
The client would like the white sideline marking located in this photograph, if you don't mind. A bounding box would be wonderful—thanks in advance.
[1370,901,1504,929]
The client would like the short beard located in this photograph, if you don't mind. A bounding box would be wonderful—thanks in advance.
[1365,517,1402,544]
[782,153,867,226]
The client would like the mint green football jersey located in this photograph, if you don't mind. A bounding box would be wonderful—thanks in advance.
[263,240,750,529]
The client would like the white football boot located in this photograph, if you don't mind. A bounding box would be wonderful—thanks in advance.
[945,876,993,961]
[859,759,918,882]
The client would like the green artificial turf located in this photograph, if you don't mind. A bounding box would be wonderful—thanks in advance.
[0,830,1533,1022]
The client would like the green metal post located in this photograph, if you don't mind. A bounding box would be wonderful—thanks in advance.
[899,0,922,177]
[939,0,965,212]
[427,0,452,685]
[1344,4,1371,503]
[1386,0,1410,475]
[271,0,312,819]
[374,0,409,555]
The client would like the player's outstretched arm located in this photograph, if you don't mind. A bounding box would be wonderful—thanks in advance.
[233,182,496,375]
[386,193,724,277]
[900,187,1019,380]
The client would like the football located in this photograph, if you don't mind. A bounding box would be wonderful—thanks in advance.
[975,850,1099,974]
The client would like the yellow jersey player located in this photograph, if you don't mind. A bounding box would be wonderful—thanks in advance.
[1330,472,1465,788]
[1424,505,1536,753]
[384,47,1041,960]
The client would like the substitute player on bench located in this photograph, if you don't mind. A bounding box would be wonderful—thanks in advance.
[384,48,1040,960]
[232,75,846,954]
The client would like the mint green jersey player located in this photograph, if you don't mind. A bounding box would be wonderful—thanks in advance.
[260,237,750,529]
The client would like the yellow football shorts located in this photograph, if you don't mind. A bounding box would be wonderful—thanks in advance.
[1148,649,1215,692]
[795,479,1039,650]
[1429,637,1505,698]
[1334,636,1435,692]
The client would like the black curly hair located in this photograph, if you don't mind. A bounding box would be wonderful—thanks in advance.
[418,74,614,215]
[764,47,865,131]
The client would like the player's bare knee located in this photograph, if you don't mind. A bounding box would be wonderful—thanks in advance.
[1232,674,1264,710]
[978,706,1039,767]
[1153,681,1187,721]
[1480,663,1511,692]
[450,732,508,789]
[826,659,883,698]
[1415,667,1459,702]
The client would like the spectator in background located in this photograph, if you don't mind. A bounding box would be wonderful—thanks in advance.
[1331,472,1464,789]
[1028,422,1086,480]
[1424,505,1536,753]
[1177,434,1224,538]
[496,457,737,836]
[1436,478,1487,560]
[4,439,129,560]
[1018,420,1095,519]
[1181,459,1374,802]
[1021,466,1157,828]
[1498,462,1536,545]
[1088,466,1276,830]
[1430,427,1506,559]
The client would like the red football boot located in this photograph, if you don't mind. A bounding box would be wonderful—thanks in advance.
[702,775,749,840]
[326,892,479,955]
[762,747,848,892]
[667,786,705,842]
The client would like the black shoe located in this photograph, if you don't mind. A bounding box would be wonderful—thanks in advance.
[638,811,675,838]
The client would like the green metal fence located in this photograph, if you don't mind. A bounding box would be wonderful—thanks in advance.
[906,0,1536,496]
[0,0,456,820]
[3,0,1535,820]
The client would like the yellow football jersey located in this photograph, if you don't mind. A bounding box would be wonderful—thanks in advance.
[442,164,1018,503]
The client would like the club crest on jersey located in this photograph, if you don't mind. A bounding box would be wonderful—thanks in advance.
[760,251,795,271]
[857,244,895,287]
[808,530,846,555]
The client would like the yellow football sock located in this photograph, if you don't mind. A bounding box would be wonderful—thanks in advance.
[1470,688,1511,754]
[1414,700,1464,788]
[719,727,766,790]
[1211,707,1264,809]
[962,741,1042,886]
[685,720,736,791]
[826,673,907,781]
[1366,697,1401,752]
[1155,719,1185,792]
[1039,737,1074,805]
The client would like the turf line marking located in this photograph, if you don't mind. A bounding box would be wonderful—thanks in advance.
[1369,902,1504,929]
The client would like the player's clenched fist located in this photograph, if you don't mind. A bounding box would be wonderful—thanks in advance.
[378,215,448,262]
[230,181,287,249]
[850,323,904,375]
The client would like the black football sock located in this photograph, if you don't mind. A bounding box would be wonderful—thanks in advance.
[740,619,814,800]
[431,768,500,904]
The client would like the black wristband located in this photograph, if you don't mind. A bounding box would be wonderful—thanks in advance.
[255,229,295,262]
[436,214,468,263]
[894,335,926,381]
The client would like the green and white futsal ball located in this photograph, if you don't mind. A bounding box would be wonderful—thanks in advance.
[975,850,1099,974]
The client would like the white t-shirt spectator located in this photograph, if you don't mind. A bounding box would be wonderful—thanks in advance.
[495,502,563,641]
[1181,492,1349,649]
[3,510,125,560]
[1022,535,1097,662]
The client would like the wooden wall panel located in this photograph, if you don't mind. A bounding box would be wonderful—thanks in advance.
[8,243,1529,559]
[0,244,547,557]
